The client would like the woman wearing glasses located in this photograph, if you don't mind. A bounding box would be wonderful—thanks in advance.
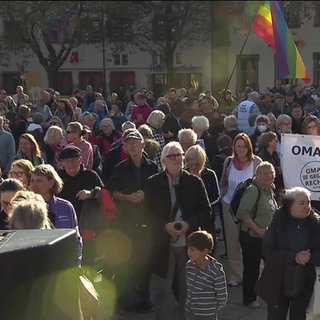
[65,121,93,170]
[184,144,221,239]
[0,178,24,229]
[220,132,262,286]
[8,159,34,189]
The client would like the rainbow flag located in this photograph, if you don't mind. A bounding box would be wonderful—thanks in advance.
[251,1,310,83]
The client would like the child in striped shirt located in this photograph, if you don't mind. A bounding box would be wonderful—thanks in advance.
[185,230,228,320]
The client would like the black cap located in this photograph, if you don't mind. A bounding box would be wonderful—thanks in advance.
[58,146,82,160]
[286,91,294,96]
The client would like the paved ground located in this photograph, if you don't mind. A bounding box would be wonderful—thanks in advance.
[94,221,268,320]
[92,217,320,320]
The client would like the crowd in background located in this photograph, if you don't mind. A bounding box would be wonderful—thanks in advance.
[1,79,320,319]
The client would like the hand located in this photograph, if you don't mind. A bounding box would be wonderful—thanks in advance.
[128,190,144,204]
[295,249,311,265]
[164,221,189,237]
[257,227,266,238]
[76,189,92,200]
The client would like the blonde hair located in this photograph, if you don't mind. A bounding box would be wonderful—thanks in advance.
[43,125,63,145]
[184,145,206,172]
[147,110,165,128]
[9,190,51,229]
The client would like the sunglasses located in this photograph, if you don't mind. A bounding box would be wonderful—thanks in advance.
[166,153,184,160]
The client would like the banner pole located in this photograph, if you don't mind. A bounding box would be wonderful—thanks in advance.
[219,28,253,104]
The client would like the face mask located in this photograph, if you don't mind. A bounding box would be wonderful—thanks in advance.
[257,124,267,132]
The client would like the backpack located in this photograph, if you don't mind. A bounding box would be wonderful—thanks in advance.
[229,178,260,224]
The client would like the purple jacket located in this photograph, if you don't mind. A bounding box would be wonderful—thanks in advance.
[47,196,83,265]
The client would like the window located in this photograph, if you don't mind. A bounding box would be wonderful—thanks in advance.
[112,54,128,66]
[82,19,101,42]
[78,72,104,92]
[52,72,73,95]
[152,53,158,65]
[113,54,120,66]
[121,54,128,65]
[236,54,259,92]
[314,3,320,27]
[282,3,301,28]
[176,53,182,65]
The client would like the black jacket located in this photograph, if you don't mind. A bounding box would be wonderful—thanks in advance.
[257,208,320,306]
[144,169,211,277]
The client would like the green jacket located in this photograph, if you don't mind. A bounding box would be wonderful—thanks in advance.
[237,180,277,237]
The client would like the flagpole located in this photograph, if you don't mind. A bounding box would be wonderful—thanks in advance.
[219,28,253,104]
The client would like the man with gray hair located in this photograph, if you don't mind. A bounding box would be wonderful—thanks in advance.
[145,141,211,320]
[0,116,15,177]
[232,91,261,134]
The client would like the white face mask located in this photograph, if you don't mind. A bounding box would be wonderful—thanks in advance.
[257,124,267,132]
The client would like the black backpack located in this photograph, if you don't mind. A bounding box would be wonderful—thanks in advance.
[229,178,260,224]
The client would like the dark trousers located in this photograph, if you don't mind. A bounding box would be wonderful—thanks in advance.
[239,230,263,305]
[113,226,152,310]
[267,294,308,320]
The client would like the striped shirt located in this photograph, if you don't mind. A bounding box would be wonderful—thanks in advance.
[185,256,228,316]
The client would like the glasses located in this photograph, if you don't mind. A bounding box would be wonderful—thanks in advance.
[283,122,292,126]
[166,153,184,160]
[10,171,25,177]
[66,130,76,134]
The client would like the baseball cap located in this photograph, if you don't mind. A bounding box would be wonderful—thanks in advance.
[58,146,82,160]
[124,130,143,141]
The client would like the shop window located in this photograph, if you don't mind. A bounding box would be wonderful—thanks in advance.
[53,72,73,95]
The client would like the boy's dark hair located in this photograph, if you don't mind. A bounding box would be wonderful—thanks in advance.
[187,230,214,251]
[0,178,24,192]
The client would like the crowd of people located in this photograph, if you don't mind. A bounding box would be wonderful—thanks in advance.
[1,79,320,319]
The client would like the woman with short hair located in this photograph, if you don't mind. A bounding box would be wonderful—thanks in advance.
[258,187,320,319]
[146,110,166,171]
[185,144,220,237]
[43,125,64,169]
[30,164,82,263]
[237,161,278,307]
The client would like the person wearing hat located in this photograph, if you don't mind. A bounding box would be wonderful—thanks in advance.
[219,89,237,116]
[131,92,153,128]
[57,145,104,267]
[108,128,158,313]
[271,93,286,118]
[284,90,296,114]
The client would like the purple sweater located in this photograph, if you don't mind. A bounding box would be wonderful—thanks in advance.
[47,196,83,265]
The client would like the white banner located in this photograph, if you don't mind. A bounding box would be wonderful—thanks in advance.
[282,133,320,201]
